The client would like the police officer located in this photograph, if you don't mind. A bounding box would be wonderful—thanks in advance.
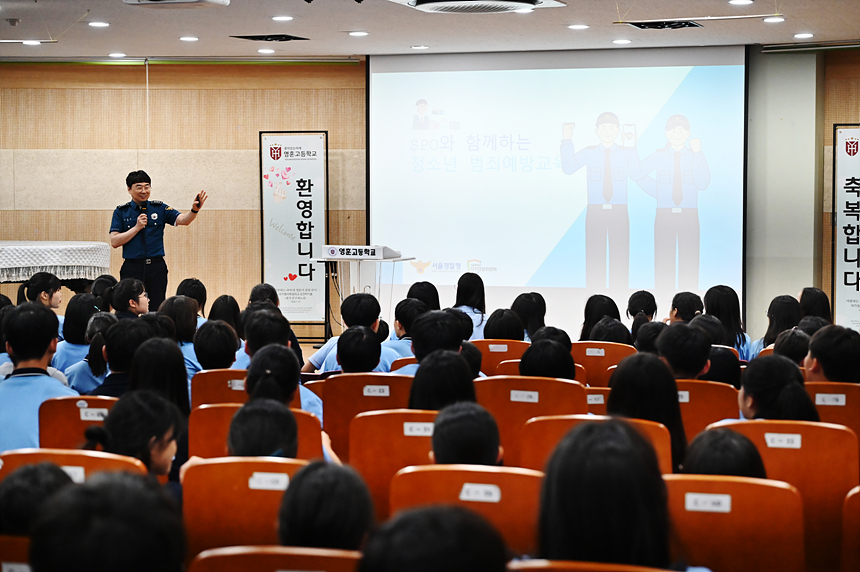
[110,170,208,312]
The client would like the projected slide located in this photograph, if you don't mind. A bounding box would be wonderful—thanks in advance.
[370,48,745,327]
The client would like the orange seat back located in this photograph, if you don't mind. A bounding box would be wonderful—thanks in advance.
[349,409,437,520]
[471,340,531,376]
[391,356,417,371]
[842,486,860,572]
[188,546,360,572]
[585,387,611,415]
[805,382,860,440]
[496,359,521,375]
[675,380,739,443]
[0,448,146,484]
[474,376,587,466]
[570,342,636,387]
[509,560,692,571]
[756,346,774,358]
[191,369,249,409]
[38,395,118,449]
[0,535,30,568]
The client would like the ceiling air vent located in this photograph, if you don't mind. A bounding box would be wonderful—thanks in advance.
[231,34,309,42]
[626,20,702,30]
[387,0,564,15]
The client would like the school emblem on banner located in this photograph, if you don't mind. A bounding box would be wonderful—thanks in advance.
[847,139,859,157]
[270,144,282,161]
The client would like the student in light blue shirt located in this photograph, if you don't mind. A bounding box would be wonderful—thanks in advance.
[52,293,100,372]
[453,272,487,341]
[159,295,202,385]
[17,272,66,341]
[703,285,753,361]
[392,310,463,376]
[64,312,117,394]
[332,326,381,373]
[176,277,208,332]
[383,298,430,359]
[246,344,323,426]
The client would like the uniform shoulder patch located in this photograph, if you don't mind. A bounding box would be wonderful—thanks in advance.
[116,203,128,209]
[150,200,164,206]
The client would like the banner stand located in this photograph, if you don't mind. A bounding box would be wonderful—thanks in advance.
[832,124,860,329]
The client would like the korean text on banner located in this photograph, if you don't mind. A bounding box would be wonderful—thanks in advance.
[834,126,860,329]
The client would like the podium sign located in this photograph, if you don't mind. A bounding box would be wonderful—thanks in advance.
[833,125,860,329]
[260,132,328,323]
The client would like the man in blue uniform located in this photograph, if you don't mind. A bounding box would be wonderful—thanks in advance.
[639,115,710,292]
[110,170,208,311]
[560,112,647,291]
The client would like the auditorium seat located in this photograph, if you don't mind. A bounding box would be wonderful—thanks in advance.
[756,346,774,358]
[804,381,860,439]
[182,457,309,559]
[570,342,636,387]
[708,419,859,572]
[675,380,739,443]
[0,449,146,484]
[303,379,325,401]
[713,345,740,360]
[190,369,249,409]
[474,376,587,466]
[348,408,436,520]
[841,486,860,572]
[188,546,361,572]
[39,395,118,449]
[508,561,683,572]
[585,387,610,415]
[391,356,417,371]
[0,535,30,569]
[320,373,413,461]
[390,464,543,555]
[188,404,323,460]
[520,415,673,475]
[664,474,805,572]
[471,340,531,376]
[496,359,521,375]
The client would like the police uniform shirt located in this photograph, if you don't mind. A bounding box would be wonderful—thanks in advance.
[110,200,180,259]
[639,146,711,209]
[560,141,646,205]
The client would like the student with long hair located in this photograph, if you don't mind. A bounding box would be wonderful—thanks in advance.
[176,277,207,329]
[228,399,298,458]
[579,294,620,341]
[588,316,633,345]
[103,278,149,320]
[408,350,476,411]
[482,308,525,341]
[17,272,65,339]
[704,285,752,360]
[751,295,801,358]
[627,290,657,342]
[407,281,441,311]
[454,272,487,340]
[158,295,202,384]
[682,428,767,479]
[52,293,99,372]
[128,338,191,417]
[64,312,118,394]
[799,287,832,323]
[739,355,819,421]
[91,274,118,312]
[511,292,546,342]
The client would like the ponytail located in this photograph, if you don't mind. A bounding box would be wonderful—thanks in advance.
[245,344,300,405]
[16,272,61,305]
[88,332,109,377]
[16,280,30,305]
[631,311,651,343]
[248,371,287,402]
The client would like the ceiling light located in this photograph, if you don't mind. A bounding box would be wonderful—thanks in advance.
[88,22,110,28]
[514,7,534,13]
[272,16,293,21]
[22,40,40,46]
[568,24,589,30]
[412,45,429,50]
[109,53,126,58]
[794,33,813,39]
[180,36,198,42]
[258,48,275,54]
[763,16,784,23]
[728,0,753,4]
[349,31,368,36]
[613,39,631,45]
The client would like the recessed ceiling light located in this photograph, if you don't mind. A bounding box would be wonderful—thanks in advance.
[22,40,40,46]
[180,36,198,42]
[613,39,631,45]
[349,31,368,37]
[514,7,534,13]
[88,22,110,28]
[412,45,429,50]
[258,48,275,54]
[728,0,753,4]
[272,16,293,21]
[109,53,126,58]
[763,16,785,23]
[568,24,589,30]
[794,33,813,39]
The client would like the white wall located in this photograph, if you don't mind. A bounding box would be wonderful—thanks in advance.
[746,47,824,339]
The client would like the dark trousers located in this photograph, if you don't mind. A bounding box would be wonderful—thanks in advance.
[586,204,629,290]
[120,257,168,311]
[655,208,700,291]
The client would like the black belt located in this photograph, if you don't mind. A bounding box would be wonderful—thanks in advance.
[128,256,163,265]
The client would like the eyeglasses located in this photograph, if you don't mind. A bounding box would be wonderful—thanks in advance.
[141,292,150,300]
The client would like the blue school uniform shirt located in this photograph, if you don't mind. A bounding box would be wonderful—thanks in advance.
[52,341,89,373]
[308,336,339,370]
[750,337,765,359]
[320,341,399,373]
[65,359,108,394]
[0,369,78,452]
[392,363,419,376]
[197,316,207,330]
[735,333,753,362]
[455,305,486,340]
[299,386,324,427]
[382,337,414,359]
[0,353,11,366]
[56,315,65,342]
[179,341,202,401]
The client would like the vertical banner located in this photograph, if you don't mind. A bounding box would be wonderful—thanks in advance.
[833,125,860,329]
[260,132,328,323]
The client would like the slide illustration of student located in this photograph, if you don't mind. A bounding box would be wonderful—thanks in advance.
[414,99,430,130]
[639,114,710,291]
[560,111,648,290]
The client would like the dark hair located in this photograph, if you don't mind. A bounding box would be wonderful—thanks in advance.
[411,311,462,362]
[634,321,666,355]
[511,292,547,340]
[671,291,703,322]
[157,296,198,343]
[280,461,374,550]
[359,505,507,572]
[340,293,381,328]
[774,328,810,366]
[176,278,207,318]
[249,283,279,306]
[483,308,524,341]
[4,302,58,362]
[443,307,474,341]
[129,338,191,416]
[407,281,441,311]
[84,390,184,471]
[580,294,620,341]
[16,271,61,305]
[409,350,476,410]
[246,344,301,403]
[689,314,723,346]
[138,312,177,341]
[336,326,381,373]
[798,315,830,337]
[762,295,802,347]
[103,319,155,372]
[607,353,687,472]
[741,355,820,421]
[799,287,832,322]
[244,307,292,355]
[459,341,483,378]
[126,169,152,187]
[627,290,657,320]
[0,463,73,535]
[29,472,185,572]
[704,285,746,348]
[63,293,99,345]
[454,272,486,314]
[375,319,390,344]
[656,322,711,379]
[808,324,860,383]
[432,402,500,465]
[519,339,577,380]
[227,399,298,457]
[0,294,12,311]
[85,312,118,377]
[193,320,239,370]
[209,294,243,339]
[0,305,12,353]
[589,316,633,345]
[104,278,146,314]
[395,298,430,338]
[683,429,767,479]
[530,326,572,352]
[699,346,742,389]
[539,420,669,567]
[91,274,118,311]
